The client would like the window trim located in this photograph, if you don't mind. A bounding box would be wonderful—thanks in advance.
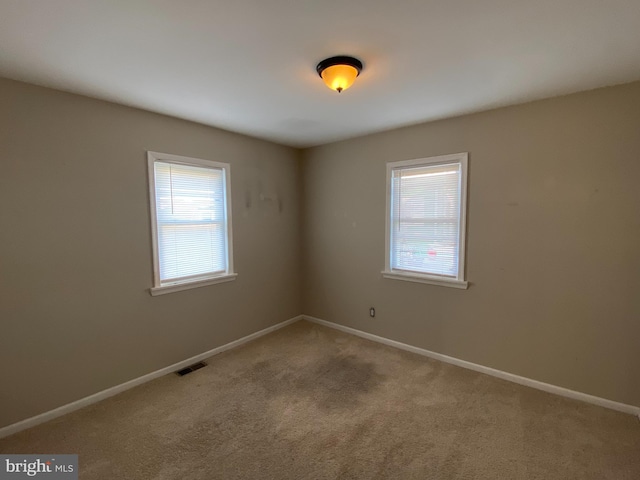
[147,151,235,296]
[382,152,469,289]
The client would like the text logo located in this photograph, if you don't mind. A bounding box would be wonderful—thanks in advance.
[0,456,77,479]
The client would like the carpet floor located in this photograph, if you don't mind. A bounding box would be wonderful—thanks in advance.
[1,320,639,479]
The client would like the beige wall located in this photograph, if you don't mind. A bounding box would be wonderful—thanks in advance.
[0,78,302,428]
[302,81,640,407]
[1,77,639,430]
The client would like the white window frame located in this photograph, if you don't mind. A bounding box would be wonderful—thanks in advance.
[383,152,469,289]
[147,151,236,296]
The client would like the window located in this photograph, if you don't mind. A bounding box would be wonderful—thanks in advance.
[383,153,468,289]
[147,151,236,296]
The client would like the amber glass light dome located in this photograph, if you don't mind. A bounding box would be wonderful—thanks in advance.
[316,56,363,93]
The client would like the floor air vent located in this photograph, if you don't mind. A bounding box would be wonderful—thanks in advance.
[175,361,207,376]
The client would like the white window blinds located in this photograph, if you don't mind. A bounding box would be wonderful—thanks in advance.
[389,159,464,279]
[152,160,229,285]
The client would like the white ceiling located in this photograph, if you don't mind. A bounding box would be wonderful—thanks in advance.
[1,1,640,148]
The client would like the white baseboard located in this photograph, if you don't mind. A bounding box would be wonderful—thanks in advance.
[303,315,640,418]
[0,315,302,439]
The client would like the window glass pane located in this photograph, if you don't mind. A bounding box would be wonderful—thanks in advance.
[390,162,461,277]
[158,223,226,281]
[154,161,228,283]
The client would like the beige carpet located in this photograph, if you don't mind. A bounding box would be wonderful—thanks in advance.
[1,320,639,479]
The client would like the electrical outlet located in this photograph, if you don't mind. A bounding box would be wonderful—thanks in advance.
[369,307,375,318]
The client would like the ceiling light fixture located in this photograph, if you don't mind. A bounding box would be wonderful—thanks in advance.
[316,56,363,93]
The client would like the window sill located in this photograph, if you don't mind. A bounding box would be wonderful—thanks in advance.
[150,273,237,296]
[382,270,468,290]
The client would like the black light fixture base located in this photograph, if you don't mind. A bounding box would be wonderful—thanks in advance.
[316,56,363,77]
